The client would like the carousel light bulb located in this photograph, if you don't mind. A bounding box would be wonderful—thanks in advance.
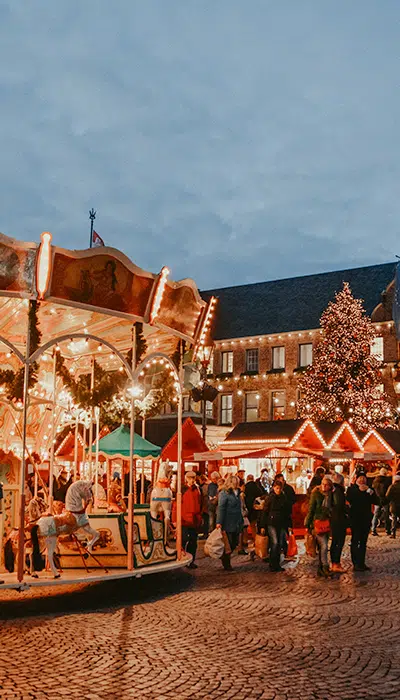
[98,344,102,352]
[119,366,124,372]
[10,430,15,436]
[43,434,48,440]
[110,353,115,359]
[6,352,11,358]
[55,344,60,352]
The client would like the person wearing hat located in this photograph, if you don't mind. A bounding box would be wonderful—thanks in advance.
[347,472,378,571]
[181,471,202,569]
[371,467,391,536]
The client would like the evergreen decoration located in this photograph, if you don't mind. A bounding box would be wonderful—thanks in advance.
[0,300,42,402]
[126,322,147,368]
[55,355,125,409]
[298,282,395,431]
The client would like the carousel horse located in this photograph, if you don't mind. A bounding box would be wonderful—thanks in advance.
[150,460,173,541]
[31,480,100,578]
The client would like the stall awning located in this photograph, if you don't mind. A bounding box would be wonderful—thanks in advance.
[91,424,161,459]
[161,417,209,462]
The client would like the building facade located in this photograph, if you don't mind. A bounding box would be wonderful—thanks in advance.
[202,263,400,430]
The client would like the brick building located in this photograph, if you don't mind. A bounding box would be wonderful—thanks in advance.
[202,263,400,431]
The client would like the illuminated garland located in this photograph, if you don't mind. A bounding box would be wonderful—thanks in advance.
[0,301,42,402]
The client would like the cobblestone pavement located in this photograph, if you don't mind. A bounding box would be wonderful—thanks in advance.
[1,535,400,700]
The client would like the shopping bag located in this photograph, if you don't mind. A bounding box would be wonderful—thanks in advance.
[305,532,317,558]
[287,533,298,557]
[204,528,225,559]
[254,534,269,559]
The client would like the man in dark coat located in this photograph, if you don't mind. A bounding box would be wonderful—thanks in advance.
[371,467,391,535]
[244,475,264,541]
[347,472,378,571]
[274,473,296,556]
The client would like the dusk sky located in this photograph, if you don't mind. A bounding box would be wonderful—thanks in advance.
[0,1,399,289]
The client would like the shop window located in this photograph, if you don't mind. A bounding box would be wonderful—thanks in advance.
[206,401,214,418]
[299,343,313,367]
[245,348,259,373]
[220,394,233,425]
[271,390,285,420]
[272,346,285,370]
[370,337,384,361]
[222,351,233,373]
[245,392,259,422]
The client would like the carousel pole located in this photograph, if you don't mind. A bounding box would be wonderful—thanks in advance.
[73,413,79,478]
[127,324,136,570]
[176,343,183,560]
[88,357,95,480]
[140,416,146,504]
[94,406,100,505]
[17,302,32,583]
[48,350,57,512]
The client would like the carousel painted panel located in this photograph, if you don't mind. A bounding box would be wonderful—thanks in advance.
[0,233,37,298]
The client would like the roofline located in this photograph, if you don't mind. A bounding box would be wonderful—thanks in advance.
[201,261,396,296]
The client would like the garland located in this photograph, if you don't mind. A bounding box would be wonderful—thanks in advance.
[0,300,42,402]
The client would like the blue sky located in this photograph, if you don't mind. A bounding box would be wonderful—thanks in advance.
[0,1,399,289]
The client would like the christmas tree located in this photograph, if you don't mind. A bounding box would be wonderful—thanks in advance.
[297,282,394,431]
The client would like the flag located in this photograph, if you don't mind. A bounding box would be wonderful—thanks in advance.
[92,230,105,248]
[392,262,400,339]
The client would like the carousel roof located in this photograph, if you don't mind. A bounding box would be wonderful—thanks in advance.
[92,424,161,459]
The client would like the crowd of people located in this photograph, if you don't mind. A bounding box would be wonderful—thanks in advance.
[178,463,400,577]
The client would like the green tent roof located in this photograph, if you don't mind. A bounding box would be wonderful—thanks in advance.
[92,424,161,459]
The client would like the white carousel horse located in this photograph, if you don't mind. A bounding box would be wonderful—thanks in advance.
[150,460,173,541]
[31,480,100,578]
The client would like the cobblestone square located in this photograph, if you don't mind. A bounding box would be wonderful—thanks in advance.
[1,536,400,700]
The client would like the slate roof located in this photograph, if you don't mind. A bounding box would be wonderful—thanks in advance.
[202,262,395,339]
[223,419,340,444]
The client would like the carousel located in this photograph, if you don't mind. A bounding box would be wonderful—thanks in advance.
[0,230,216,589]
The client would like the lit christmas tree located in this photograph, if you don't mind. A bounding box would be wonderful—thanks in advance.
[297,282,394,431]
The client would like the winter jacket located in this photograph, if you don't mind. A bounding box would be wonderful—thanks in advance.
[331,483,348,528]
[386,481,400,510]
[244,481,264,521]
[181,485,202,529]
[372,475,391,505]
[304,488,332,530]
[282,483,296,527]
[217,489,244,533]
[259,492,288,530]
[347,484,378,526]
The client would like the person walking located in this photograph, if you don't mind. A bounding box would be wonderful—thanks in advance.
[347,471,378,571]
[244,474,264,543]
[305,476,333,578]
[181,471,202,569]
[198,474,210,538]
[330,472,348,573]
[259,480,288,572]
[216,475,244,570]
[207,471,220,532]
[386,472,400,538]
[274,473,296,557]
[371,467,391,536]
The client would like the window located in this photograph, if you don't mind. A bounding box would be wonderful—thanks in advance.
[206,401,214,418]
[370,337,384,361]
[245,392,259,422]
[222,351,233,373]
[299,343,313,367]
[272,346,285,370]
[246,348,259,373]
[271,390,285,420]
[220,394,233,425]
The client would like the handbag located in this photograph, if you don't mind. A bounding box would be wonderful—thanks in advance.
[314,519,330,535]
[204,528,225,559]
[287,532,298,557]
[254,533,269,559]
[305,532,317,557]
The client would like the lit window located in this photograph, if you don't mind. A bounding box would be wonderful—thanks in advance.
[271,390,285,420]
[272,346,285,370]
[206,401,213,418]
[246,348,259,372]
[220,394,233,425]
[245,392,259,422]
[222,351,233,373]
[370,337,384,361]
[299,343,313,367]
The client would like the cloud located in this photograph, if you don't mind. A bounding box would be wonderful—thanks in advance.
[0,0,399,289]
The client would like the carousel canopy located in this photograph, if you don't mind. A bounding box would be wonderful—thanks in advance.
[92,424,161,459]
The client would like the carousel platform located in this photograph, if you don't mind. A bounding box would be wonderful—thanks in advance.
[0,552,192,591]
